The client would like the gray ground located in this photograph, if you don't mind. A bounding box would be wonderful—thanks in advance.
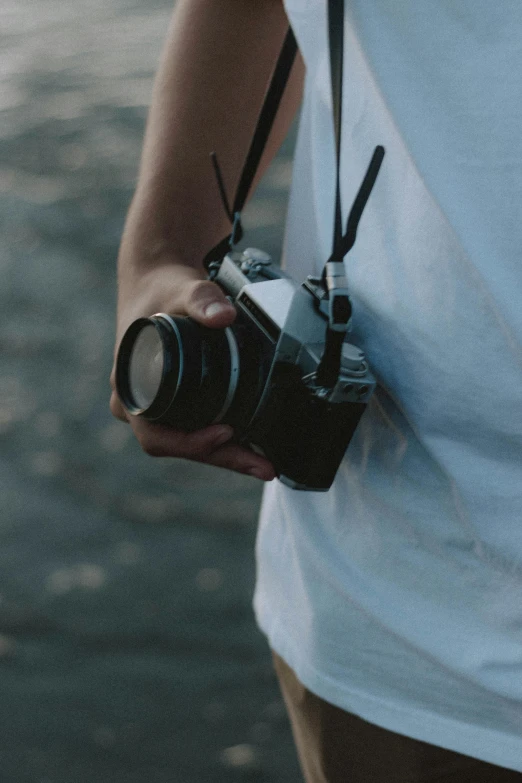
[0,1,301,780]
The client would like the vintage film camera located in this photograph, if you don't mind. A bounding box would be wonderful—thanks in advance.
[115,175,381,493]
[116,248,376,491]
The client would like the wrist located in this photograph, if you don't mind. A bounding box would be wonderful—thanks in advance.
[119,186,230,274]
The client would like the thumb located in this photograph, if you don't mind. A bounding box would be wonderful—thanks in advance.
[183,279,236,327]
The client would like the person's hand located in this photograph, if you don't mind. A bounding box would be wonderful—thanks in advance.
[110,257,276,481]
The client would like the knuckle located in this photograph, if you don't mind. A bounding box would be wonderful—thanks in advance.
[187,279,222,305]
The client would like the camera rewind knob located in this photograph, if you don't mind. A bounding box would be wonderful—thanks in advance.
[243,248,272,265]
[341,343,365,371]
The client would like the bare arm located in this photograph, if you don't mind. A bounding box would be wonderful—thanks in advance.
[111,0,304,479]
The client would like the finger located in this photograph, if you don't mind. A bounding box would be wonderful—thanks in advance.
[130,419,276,480]
[205,443,276,480]
[131,420,236,460]
[183,279,236,327]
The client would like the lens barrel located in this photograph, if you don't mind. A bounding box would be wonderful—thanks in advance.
[116,313,237,430]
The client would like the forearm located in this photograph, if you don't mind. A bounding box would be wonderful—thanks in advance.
[123,0,304,272]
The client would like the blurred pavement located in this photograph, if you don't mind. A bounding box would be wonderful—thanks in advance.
[0,1,300,780]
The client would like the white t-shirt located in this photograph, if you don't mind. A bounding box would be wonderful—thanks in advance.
[254,0,522,771]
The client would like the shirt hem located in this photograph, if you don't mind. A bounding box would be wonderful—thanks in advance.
[256,607,522,773]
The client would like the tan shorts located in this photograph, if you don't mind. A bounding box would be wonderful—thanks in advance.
[272,652,522,783]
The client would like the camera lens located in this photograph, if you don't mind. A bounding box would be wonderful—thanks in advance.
[116,313,239,430]
[128,324,165,410]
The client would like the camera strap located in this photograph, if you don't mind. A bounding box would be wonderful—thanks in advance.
[204,27,298,270]
[316,2,385,387]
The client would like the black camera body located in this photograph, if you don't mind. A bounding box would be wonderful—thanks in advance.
[116,247,376,491]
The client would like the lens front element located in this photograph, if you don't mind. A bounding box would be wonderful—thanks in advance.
[115,315,180,418]
[128,324,164,410]
[115,313,239,430]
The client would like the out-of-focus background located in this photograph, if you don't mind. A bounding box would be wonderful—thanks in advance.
[0,0,301,780]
